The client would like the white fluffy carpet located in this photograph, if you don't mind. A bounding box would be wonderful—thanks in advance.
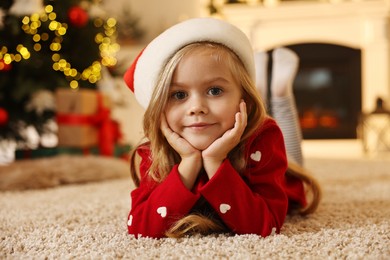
[0,156,389,259]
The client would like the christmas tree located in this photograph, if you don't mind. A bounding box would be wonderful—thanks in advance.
[0,0,119,151]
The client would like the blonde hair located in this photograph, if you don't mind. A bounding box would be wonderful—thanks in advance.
[129,42,321,237]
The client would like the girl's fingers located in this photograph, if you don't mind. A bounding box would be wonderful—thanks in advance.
[240,100,247,126]
[160,114,173,137]
[161,114,200,158]
[233,100,247,134]
[223,101,247,144]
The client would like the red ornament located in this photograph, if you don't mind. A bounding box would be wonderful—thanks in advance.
[68,6,89,28]
[0,59,12,72]
[0,108,8,126]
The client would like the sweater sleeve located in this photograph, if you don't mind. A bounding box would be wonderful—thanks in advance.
[199,118,289,237]
[127,150,201,238]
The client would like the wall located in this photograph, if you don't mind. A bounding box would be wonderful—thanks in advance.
[102,0,206,42]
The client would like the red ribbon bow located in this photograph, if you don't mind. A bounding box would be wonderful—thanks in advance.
[56,93,120,156]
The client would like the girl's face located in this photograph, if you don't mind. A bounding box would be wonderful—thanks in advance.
[164,48,242,150]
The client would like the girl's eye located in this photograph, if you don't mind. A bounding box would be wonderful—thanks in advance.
[208,87,223,96]
[171,91,187,100]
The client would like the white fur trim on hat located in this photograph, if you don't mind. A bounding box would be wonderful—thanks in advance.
[124,18,255,109]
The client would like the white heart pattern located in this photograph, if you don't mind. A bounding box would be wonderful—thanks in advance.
[127,215,133,226]
[219,203,231,214]
[157,206,167,218]
[250,151,262,162]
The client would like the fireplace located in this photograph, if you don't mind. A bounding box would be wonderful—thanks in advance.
[264,43,362,139]
[221,0,390,139]
[287,43,361,139]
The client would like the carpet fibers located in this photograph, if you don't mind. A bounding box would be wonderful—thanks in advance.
[1,157,389,259]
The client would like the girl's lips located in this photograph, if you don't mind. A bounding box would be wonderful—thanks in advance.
[187,123,213,130]
[190,123,207,127]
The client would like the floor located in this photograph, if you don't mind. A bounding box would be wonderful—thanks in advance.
[302,139,390,160]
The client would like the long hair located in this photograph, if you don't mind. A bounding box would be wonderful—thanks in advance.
[131,42,266,183]
[129,42,321,237]
[286,161,321,215]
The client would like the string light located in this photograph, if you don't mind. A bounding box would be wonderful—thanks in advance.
[0,2,119,90]
[0,44,31,64]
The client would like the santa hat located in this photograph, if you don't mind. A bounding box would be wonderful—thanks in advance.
[123,18,255,109]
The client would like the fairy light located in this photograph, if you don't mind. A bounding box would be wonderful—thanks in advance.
[45,4,53,13]
[1,2,119,90]
[41,33,49,41]
[57,26,67,36]
[52,53,60,61]
[3,54,12,64]
[70,80,79,89]
[40,13,48,23]
[33,34,40,42]
[48,12,57,21]
[0,29,32,64]
[94,18,104,27]
[33,43,41,52]
[48,20,58,31]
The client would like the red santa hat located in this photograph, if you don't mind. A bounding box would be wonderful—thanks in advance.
[123,18,255,109]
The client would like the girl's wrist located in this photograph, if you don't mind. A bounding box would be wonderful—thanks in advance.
[178,153,202,189]
[182,151,202,163]
[202,152,225,165]
[202,156,224,179]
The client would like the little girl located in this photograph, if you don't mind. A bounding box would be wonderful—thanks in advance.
[124,18,320,239]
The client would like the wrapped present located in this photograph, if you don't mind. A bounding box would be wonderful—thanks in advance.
[15,144,131,160]
[56,88,120,156]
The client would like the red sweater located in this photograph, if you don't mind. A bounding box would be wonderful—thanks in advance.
[127,118,306,238]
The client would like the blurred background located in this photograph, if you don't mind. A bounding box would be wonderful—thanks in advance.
[1,0,389,164]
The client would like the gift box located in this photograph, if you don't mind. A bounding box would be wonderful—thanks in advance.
[56,88,119,156]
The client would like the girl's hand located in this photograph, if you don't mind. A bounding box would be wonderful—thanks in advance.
[202,100,247,178]
[160,115,202,189]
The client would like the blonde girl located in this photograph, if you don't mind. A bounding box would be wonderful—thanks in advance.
[124,18,320,239]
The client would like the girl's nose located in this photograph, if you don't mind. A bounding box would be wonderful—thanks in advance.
[188,95,208,115]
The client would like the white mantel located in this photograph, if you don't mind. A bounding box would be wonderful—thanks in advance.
[221,0,390,112]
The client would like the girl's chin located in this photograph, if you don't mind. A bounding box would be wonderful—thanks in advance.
[187,140,213,151]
